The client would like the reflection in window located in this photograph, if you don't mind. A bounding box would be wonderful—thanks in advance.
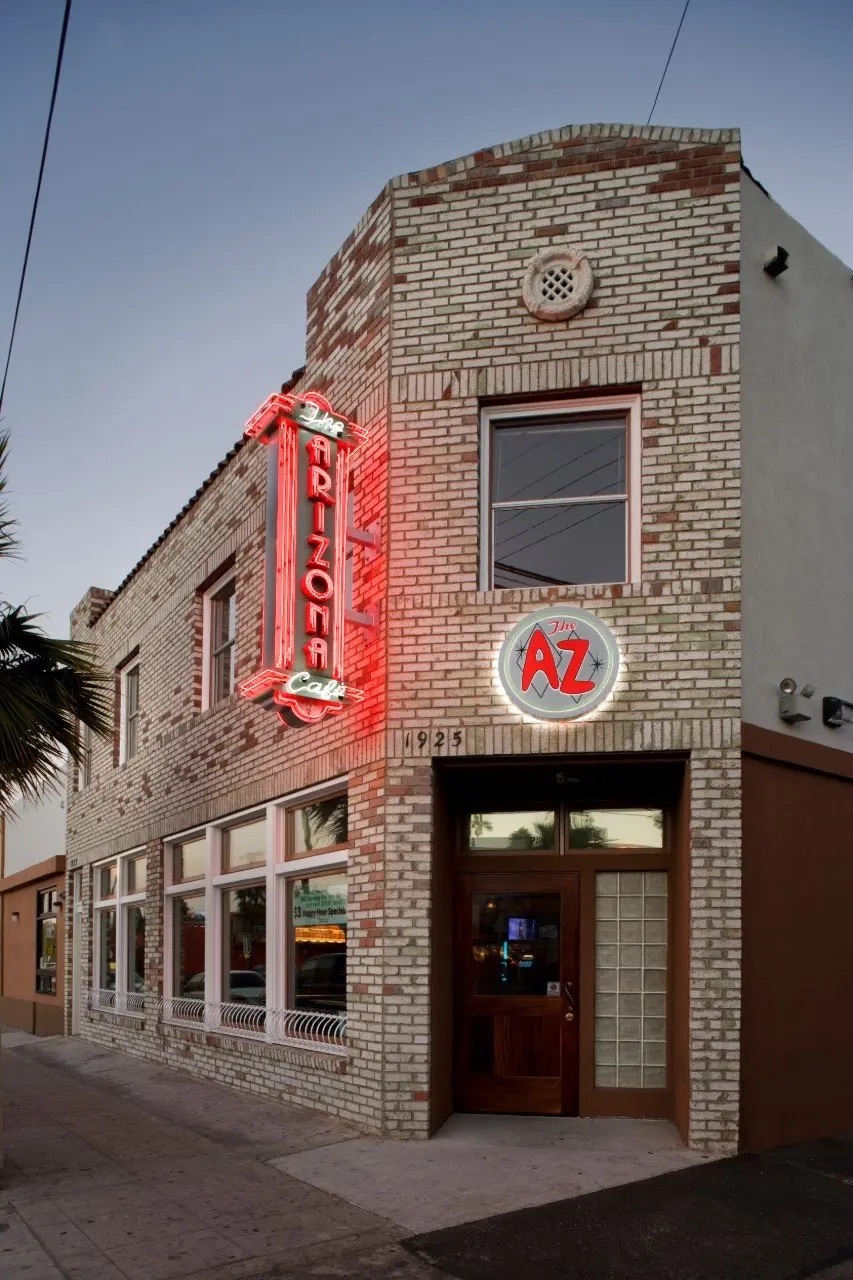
[174,836,206,882]
[223,818,265,872]
[292,795,348,856]
[36,890,59,995]
[126,905,145,991]
[175,893,206,1002]
[471,893,560,996]
[468,812,555,850]
[98,908,117,991]
[292,872,347,1012]
[490,414,628,589]
[223,886,266,1002]
[98,862,117,899]
[571,810,663,849]
[126,855,147,894]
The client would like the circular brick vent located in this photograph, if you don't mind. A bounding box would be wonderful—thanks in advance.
[522,247,594,321]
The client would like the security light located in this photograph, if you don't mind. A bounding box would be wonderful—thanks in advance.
[778,677,812,725]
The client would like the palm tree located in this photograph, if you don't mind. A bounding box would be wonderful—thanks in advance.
[0,434,111,816]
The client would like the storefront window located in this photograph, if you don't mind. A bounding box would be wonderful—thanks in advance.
[595,871,668,1089]
[222,818,265,872]
[571,810,663,849]
[291,872,347,1012]
[36,889,59,995]
[467,812,555,851]
[291,795,348,856]
[175,892,206,1001]
[174,836,206,882]
[223,886,266,1003]
[98,908,117,991]
[126,905,145,991]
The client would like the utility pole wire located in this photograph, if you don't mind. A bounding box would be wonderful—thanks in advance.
[0,0,73,417]
[646,0,691,127]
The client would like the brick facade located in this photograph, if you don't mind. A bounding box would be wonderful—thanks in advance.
[67,124,743,1152]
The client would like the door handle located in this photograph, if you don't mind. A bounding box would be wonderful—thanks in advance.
[565,1010,574,1022]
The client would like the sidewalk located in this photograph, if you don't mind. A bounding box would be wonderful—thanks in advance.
[0,1032,696,1280]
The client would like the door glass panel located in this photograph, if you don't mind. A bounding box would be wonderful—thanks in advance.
[471,893,560,996]
[467,812,555,850]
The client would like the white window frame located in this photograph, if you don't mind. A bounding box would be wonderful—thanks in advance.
[119,660,140,764]
[92,850,147,999]
[201,570,237,711]
[479,394,642,591]
[163,779,349,1045]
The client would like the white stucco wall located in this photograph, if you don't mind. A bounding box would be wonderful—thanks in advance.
[741,173,853,748]
[2,783,66,876]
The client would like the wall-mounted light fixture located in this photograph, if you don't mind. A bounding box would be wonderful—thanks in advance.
[11,911,19,922]
[764,246,790,278]
[822,696,853,729]
[778,678,816,724]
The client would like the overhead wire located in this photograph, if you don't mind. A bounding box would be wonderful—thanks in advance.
[646,0,691,126]
[0,0,73,416]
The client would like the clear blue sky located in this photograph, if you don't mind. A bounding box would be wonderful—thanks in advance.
[2,0,851,635]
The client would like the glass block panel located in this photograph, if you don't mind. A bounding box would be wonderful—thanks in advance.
[467,812,555,851]
[594,871,668,1089]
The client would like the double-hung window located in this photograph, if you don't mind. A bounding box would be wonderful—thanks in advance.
[202,572,236,709]
[120,661,140,762]
[92,852,147,1012]
[76,721,92,790]
[481,397,640,590]
[163,785,349,1048]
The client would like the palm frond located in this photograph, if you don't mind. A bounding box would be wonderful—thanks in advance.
[0,433,21,560]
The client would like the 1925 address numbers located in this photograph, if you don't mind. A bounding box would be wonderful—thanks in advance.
[404,729,463,752]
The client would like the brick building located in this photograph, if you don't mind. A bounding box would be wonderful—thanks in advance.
[66,123,853,1154]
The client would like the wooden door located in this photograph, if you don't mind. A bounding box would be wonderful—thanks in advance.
[454,873,580,1115]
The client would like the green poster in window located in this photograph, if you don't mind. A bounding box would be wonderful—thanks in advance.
[292,884,346,926]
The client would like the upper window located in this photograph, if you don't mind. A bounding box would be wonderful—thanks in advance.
[481,397,640,590]
[76,721,92,791]
[120,661,140,763]
[202,572,236,709]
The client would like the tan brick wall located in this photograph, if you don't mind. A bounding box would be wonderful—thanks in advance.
[68,124,743,1152]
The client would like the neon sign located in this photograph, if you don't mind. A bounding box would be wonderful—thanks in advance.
[497,606,620,721]
[238,390,368,727]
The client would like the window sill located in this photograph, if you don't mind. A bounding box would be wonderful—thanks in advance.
[158,1021,348,1072]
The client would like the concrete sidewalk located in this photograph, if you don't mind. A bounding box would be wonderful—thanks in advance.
[0,1032,700,1278]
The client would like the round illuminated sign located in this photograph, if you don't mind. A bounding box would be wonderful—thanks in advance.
[498,606,620,721]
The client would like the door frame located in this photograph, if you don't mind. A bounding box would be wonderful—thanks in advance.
[453,872,580,1116]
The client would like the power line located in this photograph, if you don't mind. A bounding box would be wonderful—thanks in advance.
[0,0,72,417]
[646,0,691,127]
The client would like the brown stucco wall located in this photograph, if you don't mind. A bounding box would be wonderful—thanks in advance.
[0,859,66,1035]
[741,728,853,1150]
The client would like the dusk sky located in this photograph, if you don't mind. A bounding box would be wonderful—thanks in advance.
[1,0,851,635]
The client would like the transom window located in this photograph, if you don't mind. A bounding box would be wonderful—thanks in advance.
[464,809,663,853]
[481,397,641,590]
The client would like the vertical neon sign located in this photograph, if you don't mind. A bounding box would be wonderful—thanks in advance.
[238,390,367,727]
